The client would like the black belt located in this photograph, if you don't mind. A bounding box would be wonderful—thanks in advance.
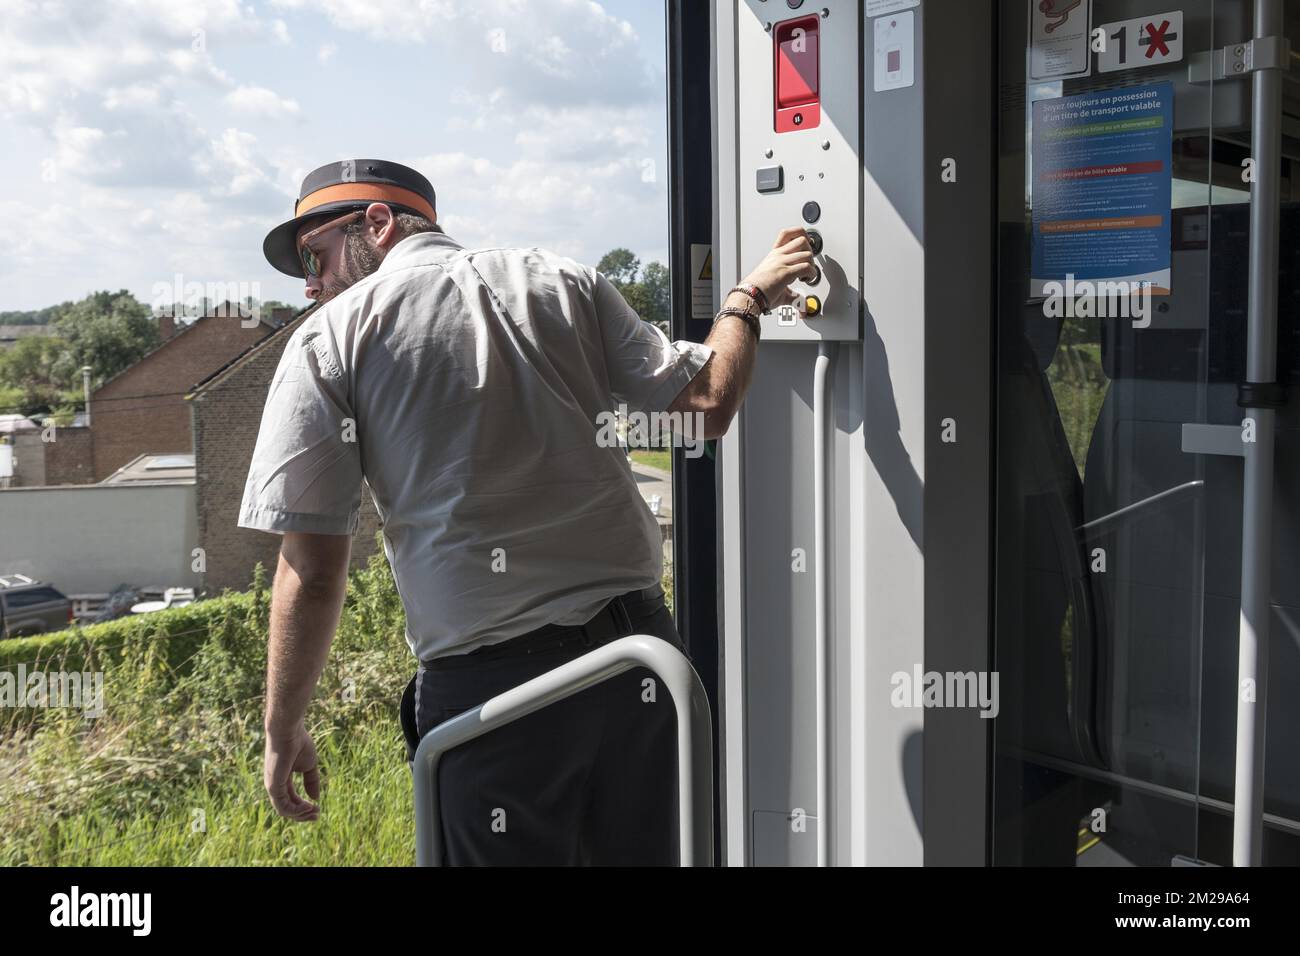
[421,584,663,671]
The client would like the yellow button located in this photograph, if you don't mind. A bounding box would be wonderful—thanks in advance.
[805,295,822,316]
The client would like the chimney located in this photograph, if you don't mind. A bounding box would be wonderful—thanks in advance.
[158,312,176,340]
[271,306,296,327]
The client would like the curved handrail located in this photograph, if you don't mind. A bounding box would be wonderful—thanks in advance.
[412,634,714,866]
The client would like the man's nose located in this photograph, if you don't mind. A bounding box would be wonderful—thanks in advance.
[304,277,321,301]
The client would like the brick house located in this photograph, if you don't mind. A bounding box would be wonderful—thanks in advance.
[86,306,291,482]
[187,309,382,594]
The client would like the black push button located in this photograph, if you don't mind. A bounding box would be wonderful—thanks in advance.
[802,201,821,223]
[756,165,783,193]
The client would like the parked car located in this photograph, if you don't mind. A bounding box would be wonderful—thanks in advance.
[0,574,73,638]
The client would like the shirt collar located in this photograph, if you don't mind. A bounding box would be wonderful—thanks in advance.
[377,230,466,274]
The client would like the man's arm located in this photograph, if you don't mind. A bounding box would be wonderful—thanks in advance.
[263,531,352,822]
[668,227,814,439]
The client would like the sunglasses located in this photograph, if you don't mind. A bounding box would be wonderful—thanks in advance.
[297,209,365,278]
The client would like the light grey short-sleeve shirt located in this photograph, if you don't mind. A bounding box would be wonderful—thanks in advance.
[238,231,712,661]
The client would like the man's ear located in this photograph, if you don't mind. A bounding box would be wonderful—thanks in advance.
[364,202,398,249]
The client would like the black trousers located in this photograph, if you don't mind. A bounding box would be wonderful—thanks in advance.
[400,585,691,866]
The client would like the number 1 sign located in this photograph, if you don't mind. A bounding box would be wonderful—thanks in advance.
[1097,10,1184,73]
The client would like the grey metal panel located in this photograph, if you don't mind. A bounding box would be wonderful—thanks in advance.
[733,344,865,866]
[860,0,928,866]
[717,0,876,867]
[713,0,750,868]
[919,0,995,866]
[752,809,819,865]
[715,0,997,867]
[737,0,864,341]
[739,346,821,827]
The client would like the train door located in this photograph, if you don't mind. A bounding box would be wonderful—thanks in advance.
[993,0,1300,865]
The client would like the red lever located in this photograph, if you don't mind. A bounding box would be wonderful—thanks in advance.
[774,16,820,133]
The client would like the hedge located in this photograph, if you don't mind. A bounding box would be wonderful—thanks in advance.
[0,590,259,675]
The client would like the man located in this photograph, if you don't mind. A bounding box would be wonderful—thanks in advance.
[243,159,814,864]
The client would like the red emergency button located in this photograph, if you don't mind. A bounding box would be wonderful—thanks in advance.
[774,15,820,133]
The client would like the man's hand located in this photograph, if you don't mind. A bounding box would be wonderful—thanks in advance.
[741,227,816,310]
[666,226,816,439]
[264,720,322,822]
[261,532,350,823]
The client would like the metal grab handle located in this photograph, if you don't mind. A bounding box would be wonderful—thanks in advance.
[412,634,714,866]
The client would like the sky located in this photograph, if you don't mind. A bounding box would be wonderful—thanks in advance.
[0,0,670,312]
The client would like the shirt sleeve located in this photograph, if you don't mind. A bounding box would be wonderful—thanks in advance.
[237,324,364,536]
[590,269,713,414]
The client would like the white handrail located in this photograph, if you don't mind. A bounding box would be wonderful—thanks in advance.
[412,634,714,866]
[813,341,835,866]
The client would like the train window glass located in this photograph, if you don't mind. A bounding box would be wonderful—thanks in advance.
[993,0,1300,866]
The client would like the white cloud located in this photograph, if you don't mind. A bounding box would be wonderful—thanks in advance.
[0,0,669,310]
[198,129,289,205]
[164,49,236,87]
[510,105,651,162]
[51,126,111,179]
[276,0,653,107]
[409,140,663,265]
[102,84,163,112]
[224,85,301,119]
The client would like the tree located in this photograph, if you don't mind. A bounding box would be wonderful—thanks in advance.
[0,335,68,411]
[50,291,158,387]
[596,248,641,287]
[596,250,671,335]
[0,305,62,327]
[640,261,671,333]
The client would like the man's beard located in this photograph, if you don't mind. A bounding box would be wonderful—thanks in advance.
[318,229,384,303]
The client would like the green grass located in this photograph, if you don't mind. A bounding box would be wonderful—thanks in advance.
[11,717,414,866]
[0,551,416,866]
[630,449,671,472]
[0,542,680,867]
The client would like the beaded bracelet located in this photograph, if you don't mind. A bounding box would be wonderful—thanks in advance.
[727,284,770,315]
[715,305,761,342]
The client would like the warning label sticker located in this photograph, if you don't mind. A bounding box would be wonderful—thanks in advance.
[691,244,713,320]
[1029,0,1092,80]
[865,0,920,16]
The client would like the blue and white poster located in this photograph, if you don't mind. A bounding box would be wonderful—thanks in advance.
[1030,82,1174,297]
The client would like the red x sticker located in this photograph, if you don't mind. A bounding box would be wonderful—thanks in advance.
[1144,19,1174,58]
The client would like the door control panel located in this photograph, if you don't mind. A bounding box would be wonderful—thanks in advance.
[737,0,862,342]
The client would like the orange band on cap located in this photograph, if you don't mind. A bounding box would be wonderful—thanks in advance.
[296,183,436,220]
